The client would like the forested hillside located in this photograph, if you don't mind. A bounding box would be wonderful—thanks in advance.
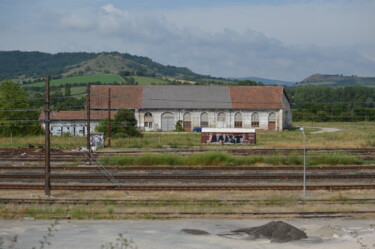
[0,51,202,81]
[0,51,97,80]
[297,74,375,87]
[286,86,375,121]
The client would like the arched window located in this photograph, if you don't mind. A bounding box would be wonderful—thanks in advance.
[251,112,259,127]
[268,112,276,130]
[234,112,242,128]
[161,112,175,131]
[200,112,208,127]
[269,112,276,122]
[144,112,153,128]
[183,112,191,130]
[217,112,225,128]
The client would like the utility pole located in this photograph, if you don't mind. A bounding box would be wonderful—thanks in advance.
[107,88,111,148]
[44,76,51,196]
[86,83,91,164]
[300,127,306,198]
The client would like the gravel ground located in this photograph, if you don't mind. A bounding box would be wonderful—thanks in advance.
[1,219,374,249]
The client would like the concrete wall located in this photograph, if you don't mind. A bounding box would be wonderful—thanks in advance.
[282,94,293,129]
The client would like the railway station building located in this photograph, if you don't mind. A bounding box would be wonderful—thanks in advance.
[89,85,292,132]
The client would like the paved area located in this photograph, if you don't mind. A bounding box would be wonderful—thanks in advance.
[1,219,374,249]
[307,126,342,134]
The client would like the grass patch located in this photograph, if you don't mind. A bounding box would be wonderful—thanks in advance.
[131,76,169,85]
[309,153,362,166]
[0,121,374,149]
[99,151,364,167]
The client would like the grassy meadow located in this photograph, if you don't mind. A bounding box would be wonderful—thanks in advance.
[0,122,374,149]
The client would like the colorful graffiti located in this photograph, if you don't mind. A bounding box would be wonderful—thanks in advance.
[201,132,256,145]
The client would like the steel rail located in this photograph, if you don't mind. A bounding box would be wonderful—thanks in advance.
[1,174,375,180]
[1,165,375,171]
[1,184,375,191]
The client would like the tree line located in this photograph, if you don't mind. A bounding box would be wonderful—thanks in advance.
[285,86,375,121]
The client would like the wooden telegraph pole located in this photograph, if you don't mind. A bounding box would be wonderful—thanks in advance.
[86,83,91,164]
[107,88,111,147]
[44,76,51,196]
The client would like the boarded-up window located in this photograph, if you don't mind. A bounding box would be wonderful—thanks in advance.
[268,112,276,130]
[161,112,174,131]
[234,112,242,128]
[217,112,225,128]
[251,112,259,127]
[201,112,208,127]
[269,112,276,122]
[183,112,191,130]
[144,112,153,128]
[217,113,225,121]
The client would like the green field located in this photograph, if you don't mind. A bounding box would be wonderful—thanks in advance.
[27,74,125,87]
[1,122,374,149]
[70,86,87,95]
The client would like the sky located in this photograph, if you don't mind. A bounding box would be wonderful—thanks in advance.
[0,0,374,82]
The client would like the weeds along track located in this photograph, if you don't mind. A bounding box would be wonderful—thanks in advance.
[0,147,374,162]
[2,199,375,219]
[3,208,375,219]
[1,198,375,205]
[1,165,375,186]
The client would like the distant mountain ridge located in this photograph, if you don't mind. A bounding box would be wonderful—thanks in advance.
[296,74,375,87]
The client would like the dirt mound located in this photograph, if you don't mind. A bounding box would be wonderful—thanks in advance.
[232,221,307,243]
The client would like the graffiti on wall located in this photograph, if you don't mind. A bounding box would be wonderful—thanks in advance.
[202,132,255,145]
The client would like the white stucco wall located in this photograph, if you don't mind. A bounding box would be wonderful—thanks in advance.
[136,109,284,131]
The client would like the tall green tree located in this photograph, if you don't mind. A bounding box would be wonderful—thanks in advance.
[96,109,142,138]
[64,83,71,96]
[0,80,42,136]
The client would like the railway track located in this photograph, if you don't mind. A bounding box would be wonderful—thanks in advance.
[1,184,375,191]
[1,174,375,180]
[3,210,375,219]
[1,165,375,171]
[0,147,374,162]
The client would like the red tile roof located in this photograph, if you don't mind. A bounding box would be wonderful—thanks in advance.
[229,86,285,109]
[39,111,116,121]
[90,85,143,109]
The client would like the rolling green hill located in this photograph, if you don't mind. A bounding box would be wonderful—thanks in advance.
[296,74,375,87]
[0,51,203,82]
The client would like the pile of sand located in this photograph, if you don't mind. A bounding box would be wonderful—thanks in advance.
[232,221,307,243]
[308,225,344,238]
